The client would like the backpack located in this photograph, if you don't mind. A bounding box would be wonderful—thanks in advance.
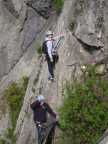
[42,41,48,55]
[42,40,58,60]
[42,40,56,54]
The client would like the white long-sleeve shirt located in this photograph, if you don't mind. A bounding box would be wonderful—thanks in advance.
[45,35,63,60]
[45,37,54,60]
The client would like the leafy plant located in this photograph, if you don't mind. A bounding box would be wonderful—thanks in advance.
[0,139,5,144]
[3,76,29,144]
[59,65,108,144]
[36,46,43,57]
[53,0,64,14]
[5,128,16,144]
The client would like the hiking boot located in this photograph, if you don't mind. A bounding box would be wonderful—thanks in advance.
[48,77,54,82]
[50,77,54,82]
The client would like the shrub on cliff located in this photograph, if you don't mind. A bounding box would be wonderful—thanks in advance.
[53,0,64,14]
[2,76,29,144]
[4,76,29,128]
[59,66,108,144]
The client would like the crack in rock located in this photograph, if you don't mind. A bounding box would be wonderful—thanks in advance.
[2,0,19,18]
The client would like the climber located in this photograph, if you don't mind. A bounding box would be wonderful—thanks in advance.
[30,95,58,144]
[42,30,64,81]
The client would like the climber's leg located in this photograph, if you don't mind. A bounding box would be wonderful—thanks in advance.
[46,57,54,80]
[36,124,46,144]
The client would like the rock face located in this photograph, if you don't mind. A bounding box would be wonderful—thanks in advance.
[0,0,26,79]
[0,0,108,144]
[0,97,10,137]
[0,0,54,137]
[0,0,52,80]
[26,0,53,19]
[70,0,105,48]
[15,0,108,144]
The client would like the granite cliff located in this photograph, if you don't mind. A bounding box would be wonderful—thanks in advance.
[0,0,108,143]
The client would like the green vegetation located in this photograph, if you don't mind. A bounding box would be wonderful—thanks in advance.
[36,46,43,57]
[53,0,64,14]
[59,65,108,144]
[5,76,29,128]
[34,42,43,57]
[0,128,16,144]
[0,139,5,144]
[5,128,16,144]
[2,76,29,144]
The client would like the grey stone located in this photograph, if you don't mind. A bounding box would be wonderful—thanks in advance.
[71,0,106,48]
[0,0,26,80]
[15,0,108,144]
[0,0,46,81]
[0,0,108,144]
[26,0,52,19]
[2,0,19,18]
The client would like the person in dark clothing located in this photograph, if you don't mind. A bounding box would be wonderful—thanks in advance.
[30,95,58,144]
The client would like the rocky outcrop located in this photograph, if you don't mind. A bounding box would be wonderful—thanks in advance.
[0,97,10,137]
[0,0,55,90]
[15,1,90,144]
[0,0,52,80]
[70,0,106,49]
[15,0,108,144]
[0,0,26,79]
[0,0,55,137]
[26,0,53,19]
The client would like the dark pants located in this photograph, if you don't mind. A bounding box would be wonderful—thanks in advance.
[45,124,56,144]
[36,122,58,144]
[47,60,54,78]
[46,55,59,79]
[36,124,46,144]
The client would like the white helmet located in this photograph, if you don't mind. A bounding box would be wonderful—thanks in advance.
[46,30,53,36]
[36,95,45,102]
